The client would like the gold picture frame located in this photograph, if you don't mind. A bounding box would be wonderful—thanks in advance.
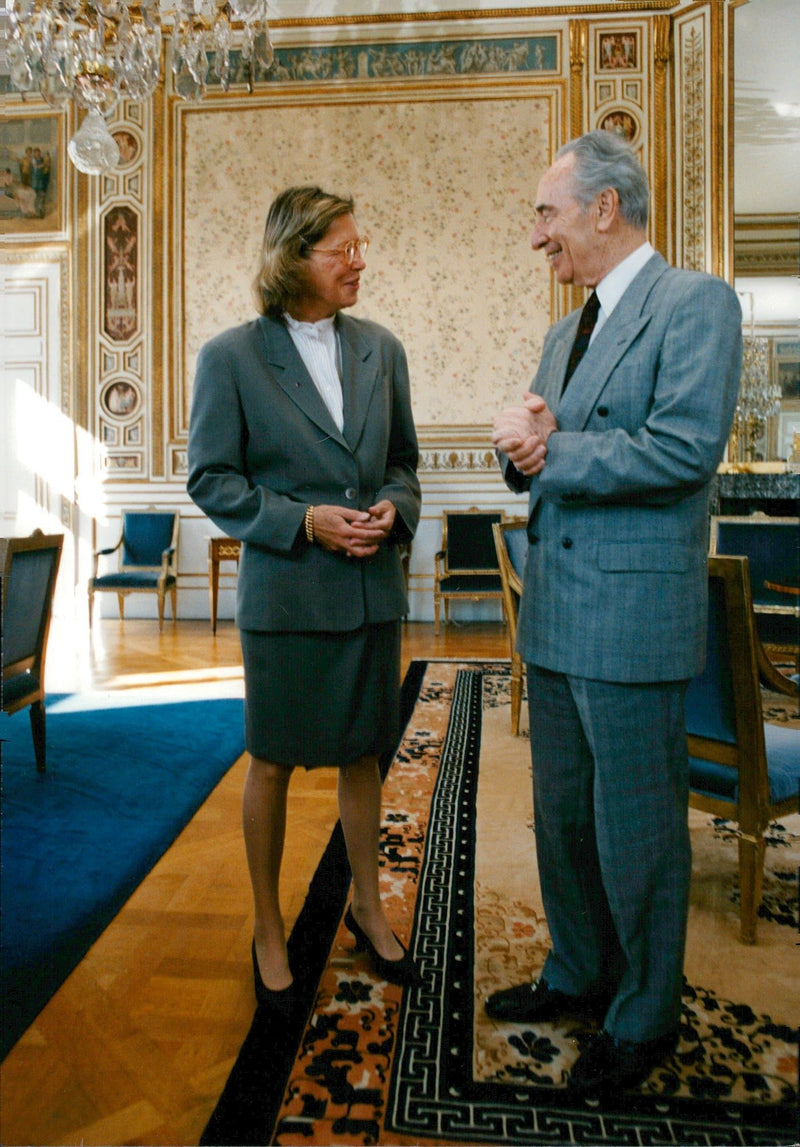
[0,110,66,241]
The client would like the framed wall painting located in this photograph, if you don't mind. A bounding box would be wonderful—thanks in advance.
[0,111,66,241]
[598,31,639,71]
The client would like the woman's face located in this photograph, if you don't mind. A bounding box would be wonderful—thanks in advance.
[290,213,366,321]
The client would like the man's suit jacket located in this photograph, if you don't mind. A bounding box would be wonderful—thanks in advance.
[507,252,742,683]
[187,312,420,633]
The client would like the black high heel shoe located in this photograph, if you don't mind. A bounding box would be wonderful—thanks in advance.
[344,906,422,988]
[251,940,296,1017]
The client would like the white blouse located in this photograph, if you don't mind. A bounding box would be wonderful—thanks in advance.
[284,312,344,432]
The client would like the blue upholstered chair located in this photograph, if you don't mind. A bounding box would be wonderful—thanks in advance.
[1,530,64,773]
[710,514,799,678]
[493,518,528,735]
[88,510,179,630]
[685,554,800,944]
[433,508,505,635]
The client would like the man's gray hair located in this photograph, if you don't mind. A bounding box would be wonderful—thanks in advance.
[557,130,650,230]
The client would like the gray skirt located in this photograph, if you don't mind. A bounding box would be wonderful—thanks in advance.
[239,621,401,768]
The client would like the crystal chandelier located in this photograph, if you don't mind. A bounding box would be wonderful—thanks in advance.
[4,0,274,175]
[729,292,781,463]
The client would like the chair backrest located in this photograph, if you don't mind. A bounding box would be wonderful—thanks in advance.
[493,518,527,597]
[1,531,64,681]
[442,509,504,573]
[710,515,799,610]
[120,511,179,571]
[685,554,768,807]
[493,517,528,650]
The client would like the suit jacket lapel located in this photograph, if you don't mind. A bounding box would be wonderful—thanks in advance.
[556,252,667,430]
[256,314,349,448]
[337,314,379,452]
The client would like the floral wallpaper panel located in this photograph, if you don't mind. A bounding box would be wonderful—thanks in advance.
[182,96,552,426]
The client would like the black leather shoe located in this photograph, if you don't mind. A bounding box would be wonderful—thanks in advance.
[568,1028,679,1095]
[485,978,610,1023]
[251,940,296,1018]
[344,905,422,988]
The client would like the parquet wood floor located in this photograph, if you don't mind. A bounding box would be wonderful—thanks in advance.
[0,618,508,1147]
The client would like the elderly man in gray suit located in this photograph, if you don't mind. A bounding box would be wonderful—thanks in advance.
[488,131,742,1095]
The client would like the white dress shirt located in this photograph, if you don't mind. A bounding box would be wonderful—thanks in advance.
[284,312,344,432]
[591,241,656,344]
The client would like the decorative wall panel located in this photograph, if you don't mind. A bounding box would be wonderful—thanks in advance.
[672,3,733,277]
[86,99,157,479]
[178,89,556,446]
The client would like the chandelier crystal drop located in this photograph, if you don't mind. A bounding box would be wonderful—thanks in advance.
[5,0,273,172]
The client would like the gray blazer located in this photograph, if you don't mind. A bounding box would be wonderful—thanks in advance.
[507,252,742,683]
[187,312,420,632]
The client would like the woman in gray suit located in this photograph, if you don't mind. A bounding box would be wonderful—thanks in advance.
[187,186,421,1012]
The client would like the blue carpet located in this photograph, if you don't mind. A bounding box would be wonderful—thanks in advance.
[0,692,245,1060]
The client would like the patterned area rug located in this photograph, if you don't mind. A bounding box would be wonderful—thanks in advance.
[203,661,799,1147]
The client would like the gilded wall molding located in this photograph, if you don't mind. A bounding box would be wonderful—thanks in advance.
[652,15,672,259]
[568,19,588,140]
[264,3,679,29]
[674,11,707,270]
[734,214,800,277]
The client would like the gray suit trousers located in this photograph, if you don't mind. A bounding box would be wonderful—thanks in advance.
[527,664,691,1042]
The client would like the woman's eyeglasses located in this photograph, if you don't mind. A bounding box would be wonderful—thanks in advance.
[307,237,369,265]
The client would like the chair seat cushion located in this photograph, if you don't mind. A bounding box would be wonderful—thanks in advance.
[438,574,502,594]
[690,723,800,805]
[92,573,176,590]
[763,723,800,804]
[3,670,41,708]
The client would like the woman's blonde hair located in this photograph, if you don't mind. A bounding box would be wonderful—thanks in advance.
[253,185,355,316]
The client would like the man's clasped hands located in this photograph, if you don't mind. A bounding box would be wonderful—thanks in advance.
[492,392,558,477]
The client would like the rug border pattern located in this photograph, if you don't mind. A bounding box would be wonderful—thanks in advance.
[383,667,799,1147]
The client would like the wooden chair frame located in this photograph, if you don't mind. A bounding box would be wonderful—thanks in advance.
[433,508,505,635]
[686,554,799,944]
[1,530,64,772]
[493,517,528,735]
[89,510,179,631]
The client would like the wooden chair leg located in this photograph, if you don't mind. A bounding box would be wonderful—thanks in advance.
[510,660,522,736]
[738,831,765,945]
[117,593,125,620]
[88,586,94,630]
[170,586,177,622]
[434,594,441,636]
[29,699,46,774]
[158,590,165,631]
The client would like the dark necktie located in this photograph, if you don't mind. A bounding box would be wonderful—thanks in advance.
[563,290,600,390]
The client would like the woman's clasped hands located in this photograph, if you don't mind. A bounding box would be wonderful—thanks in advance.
[312,499,397,558]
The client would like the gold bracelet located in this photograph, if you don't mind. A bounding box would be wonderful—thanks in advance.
[304,505,315,544]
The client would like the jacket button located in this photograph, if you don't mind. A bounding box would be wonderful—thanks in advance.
[345,487,357,500]
[562,537,573,549]
[597,405,609,417]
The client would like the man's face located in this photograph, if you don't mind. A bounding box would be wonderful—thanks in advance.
[530,154,601,288]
